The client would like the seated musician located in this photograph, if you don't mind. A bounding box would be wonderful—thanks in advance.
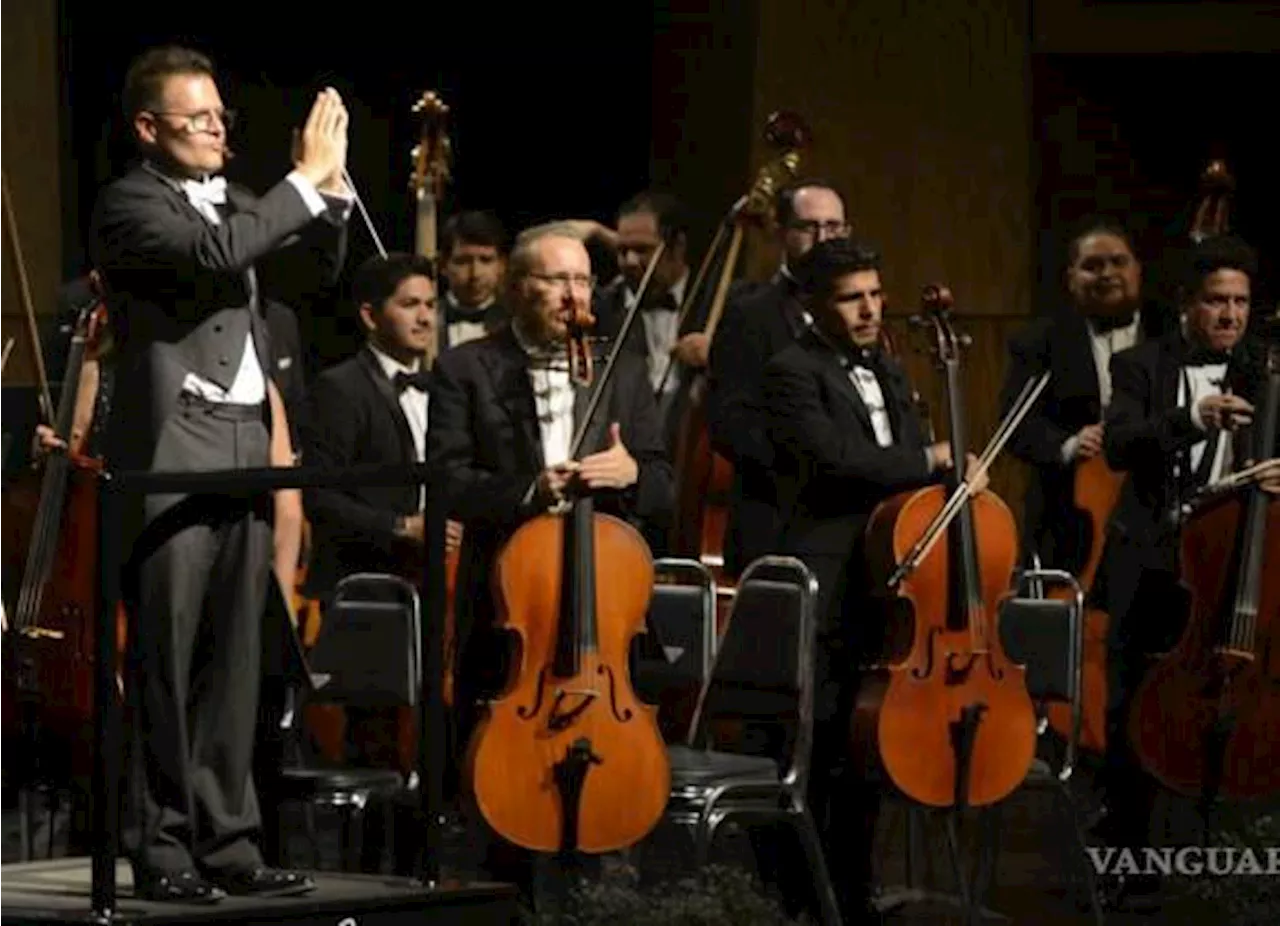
[762,238,978,922]
[1098,233,1278,906]
[439,210,509,350]
[999,217,1170,572]
[426,221,673,907]
[707,179,851,578]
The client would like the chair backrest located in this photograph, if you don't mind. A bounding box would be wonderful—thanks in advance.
[306,572,422,707]
[999,567,1085,768]
[631,558,717,741]
[687,556,819,791]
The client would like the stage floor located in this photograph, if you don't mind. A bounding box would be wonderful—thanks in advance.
[0,857,518,926]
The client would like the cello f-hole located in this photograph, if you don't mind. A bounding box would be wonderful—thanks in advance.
[599,664,634,723]
[517,666,549,720]
[909,627,942,680]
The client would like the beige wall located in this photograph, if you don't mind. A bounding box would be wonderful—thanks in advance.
[2,0,62,389]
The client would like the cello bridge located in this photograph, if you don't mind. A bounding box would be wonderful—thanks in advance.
[17,627,65,641]
[1212,647,1255,661]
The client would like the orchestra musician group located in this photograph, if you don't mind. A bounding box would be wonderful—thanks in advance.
[5,43,1279,926]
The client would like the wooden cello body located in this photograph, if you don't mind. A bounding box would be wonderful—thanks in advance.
[855,286,1037,808]
[2,295,127,778]
[1128,341,1279,800]
[465,299,669,853]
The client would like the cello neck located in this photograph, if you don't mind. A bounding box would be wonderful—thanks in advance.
[554,492,598,678]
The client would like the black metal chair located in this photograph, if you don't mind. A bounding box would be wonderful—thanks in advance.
[272,572,422,873]
[631,557,717,743]
[662,555,843,926]
[872,566,1104,925]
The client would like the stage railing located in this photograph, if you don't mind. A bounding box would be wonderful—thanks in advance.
[93,462,448,921]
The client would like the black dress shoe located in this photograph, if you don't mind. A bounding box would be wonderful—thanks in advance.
[206,866,317,897]
[132,869,226,905]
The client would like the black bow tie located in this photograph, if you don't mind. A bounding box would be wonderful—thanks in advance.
[393,370,431,393]
[642,292,679,312]
[447,303,490,325]
[1183,344,1231,367]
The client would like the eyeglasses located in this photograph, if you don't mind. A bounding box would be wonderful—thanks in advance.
[528,272,595,292]
[149,108,236,134]
[788,219,849,237]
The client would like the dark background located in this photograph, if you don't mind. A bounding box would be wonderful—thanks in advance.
[56,0,657,370]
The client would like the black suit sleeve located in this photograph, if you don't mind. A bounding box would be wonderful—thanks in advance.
[1002,318,1072,469]
[93,175,320,293]
[1103,348,1203,471]
[426,354,542,528]
[763,352,931,489]
[707,297,774,470]
[301,371,400,546]
[609,359,674,526]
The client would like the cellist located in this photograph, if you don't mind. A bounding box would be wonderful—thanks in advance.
[425,221,673,910]
[999,217,1171,573]
[761,238,980,923]
[1098,233,1278,908]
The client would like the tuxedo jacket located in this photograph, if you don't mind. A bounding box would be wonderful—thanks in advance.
[90,162,346,469]
[1103,330,1271,577]
[301,347,424,598]
[707,274,807,576]
[427,325,674,701]
[763,331,935,638]
[1000,306,1169,572]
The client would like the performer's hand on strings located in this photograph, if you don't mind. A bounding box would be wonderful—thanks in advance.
[577,423,639,490]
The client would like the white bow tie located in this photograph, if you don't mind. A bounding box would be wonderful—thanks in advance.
[181,175,227,208]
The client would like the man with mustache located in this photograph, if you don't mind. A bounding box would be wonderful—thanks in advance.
[1096,233,1277,908]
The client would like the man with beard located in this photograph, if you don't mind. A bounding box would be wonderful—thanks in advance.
[762,238,979,922]
[427,222,672,910]
[999,218,1171,574]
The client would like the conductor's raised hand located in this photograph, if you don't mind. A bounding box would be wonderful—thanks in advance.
[294,88,346,189]
[577,423,639,490]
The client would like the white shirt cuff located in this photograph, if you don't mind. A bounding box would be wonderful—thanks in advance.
[1061,435,1080,465]
[286,170,328,217]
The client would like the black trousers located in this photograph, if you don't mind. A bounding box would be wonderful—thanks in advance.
[121,395,273,875]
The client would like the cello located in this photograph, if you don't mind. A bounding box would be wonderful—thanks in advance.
[666,111,809,623]
[855,285,1040,808]
[1127,333,1279,801]
[1044,158,1237,754]
[2,278,127,780]
[465,271,670,854]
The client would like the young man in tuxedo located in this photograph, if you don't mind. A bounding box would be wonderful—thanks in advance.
[439,211,509,350]
[707,179,851,578]
[91,45,351,903]
[1096,234,1277,907]
[999,218,1171,574]
[426,222,673,907]
[762,238,977,923]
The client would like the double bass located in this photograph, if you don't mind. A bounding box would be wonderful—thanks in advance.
[1127,333,1279,801]
[855,285,1039,808]
[667,111,809,620]
[466,281,669,853]
[1044,158,1237,754]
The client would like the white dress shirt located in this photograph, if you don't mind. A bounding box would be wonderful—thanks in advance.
[1060,313,1142,464]
[368,343,429,510]
[628,273,688,394]
[155,164,352,406]
[514,323,575,466]
[847,364,894,448]
[445,291,495,349]
[1181,361,1231,484]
